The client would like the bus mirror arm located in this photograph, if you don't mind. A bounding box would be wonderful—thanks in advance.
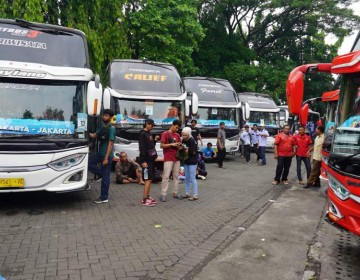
[94,74,101,89]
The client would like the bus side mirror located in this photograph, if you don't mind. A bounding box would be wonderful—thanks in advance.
[245,102,251,120]
[285,110,289,124]
[185,99,191,117]
[299,104,309,126]
[87,81,102,116]
[103,88,111,109]
[191,93,198,116]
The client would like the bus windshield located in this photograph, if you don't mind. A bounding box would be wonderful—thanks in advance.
[330,76,360,177]
[194,107,237,127]
[0,21,87,68]
[0,81,87,137]
[114,99,182,126]
[248,111,279,127]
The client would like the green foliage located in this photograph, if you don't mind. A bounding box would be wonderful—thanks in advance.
[126,0,205,76]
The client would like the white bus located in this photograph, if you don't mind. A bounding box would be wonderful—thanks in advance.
[102,59,198,161]
[0,19,102,192]
[238,92,280,149]
[182,77,240,154]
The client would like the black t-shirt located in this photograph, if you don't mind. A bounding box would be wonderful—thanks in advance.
[182,137,198,165]
[190,126,200,140]
[139,129,156,163]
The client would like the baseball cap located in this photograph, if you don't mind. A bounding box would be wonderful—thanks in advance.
[145,118,155,125]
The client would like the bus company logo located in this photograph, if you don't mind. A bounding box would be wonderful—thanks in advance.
[0,69,46,78]
[124,73,167,82]
[0,27,42,38]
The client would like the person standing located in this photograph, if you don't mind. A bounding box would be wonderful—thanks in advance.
[160,119,183,202]
[293,126,312,185]
[181,127,199,200]
[217,122,227,168]
[304,126,325,189]
[190,119,203,148]
[139,119,159,207]
[240,125,252,163]
[251,124,261,161]
[88,109,116,204]
[273,125,296,185]
[258,124,269,166]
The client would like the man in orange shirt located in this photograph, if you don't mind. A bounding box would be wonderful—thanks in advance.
[294,126,312,185]
[273,125,296,185]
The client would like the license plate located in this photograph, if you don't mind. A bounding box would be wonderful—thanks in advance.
[0,178,24,188]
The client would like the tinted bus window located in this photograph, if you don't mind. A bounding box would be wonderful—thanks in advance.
[0,22,87,68]
[184,78,238,104]
[109,61,183,95]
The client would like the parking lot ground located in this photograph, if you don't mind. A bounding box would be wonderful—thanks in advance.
[1,153,359,280]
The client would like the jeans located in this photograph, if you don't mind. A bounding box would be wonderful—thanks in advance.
[88,153,113,200]
[274,156,292,182]
[244,145,251,162]
[259,146,266,164]
[184,164,198,196]
[296,156,311,181]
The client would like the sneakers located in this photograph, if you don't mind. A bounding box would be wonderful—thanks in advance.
[141,198,155,207]
[272,181,280,185]
[93,174,102,182]
[299,180,305,185]
[93,198,108,204]
[198,175,206,180]
[282,180,289,185]
[189,196,198,201]
[173,194,183,200]
[148,197,157,204]
[159,195,166,202]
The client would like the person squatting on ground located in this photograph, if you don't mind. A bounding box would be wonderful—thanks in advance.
[251,124,261,161]
[258,124,269,165]
[217,122,227,168]
[273,125,296,185]
[88,109,116,204]
[115,152,144,185]
[196,152,207,180]
[202,142,217,162]
[240,125,252,163]
[160,119,183,202]
[139,119,159,207]
[293,126,312,185]
[304,125,325,189]
[181,127,199,200]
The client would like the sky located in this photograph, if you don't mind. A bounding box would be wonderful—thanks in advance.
[337,2,360,55]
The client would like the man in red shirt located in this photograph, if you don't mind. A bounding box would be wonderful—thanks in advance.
[160,119,183,202]
[294,126,312,185]
[273,125,296,185]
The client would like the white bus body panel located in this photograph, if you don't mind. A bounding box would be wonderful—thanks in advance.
[0,147,89,193]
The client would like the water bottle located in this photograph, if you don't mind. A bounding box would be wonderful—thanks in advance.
[143,168,148,180]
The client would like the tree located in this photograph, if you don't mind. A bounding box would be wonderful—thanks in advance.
[126,0,205,76]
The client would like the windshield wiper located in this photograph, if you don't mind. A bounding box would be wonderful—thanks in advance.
[15,19,73,36]
[141,59,173,71]
[333,151,360,164]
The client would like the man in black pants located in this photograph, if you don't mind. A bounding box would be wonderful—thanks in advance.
[217,122,227,168]
[139,119,159,207]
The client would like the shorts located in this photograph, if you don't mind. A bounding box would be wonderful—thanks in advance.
[143,160,155,181]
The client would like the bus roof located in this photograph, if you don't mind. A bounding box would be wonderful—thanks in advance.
[238,92,279,111]
[0,18,89,68]
[183,76,238,106]
[322,89,339,102]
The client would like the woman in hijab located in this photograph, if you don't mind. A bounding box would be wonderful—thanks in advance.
[181,127,199,200]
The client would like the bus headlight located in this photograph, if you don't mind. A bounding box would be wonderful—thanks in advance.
[48,154,86,171]
[328,174,350,201]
